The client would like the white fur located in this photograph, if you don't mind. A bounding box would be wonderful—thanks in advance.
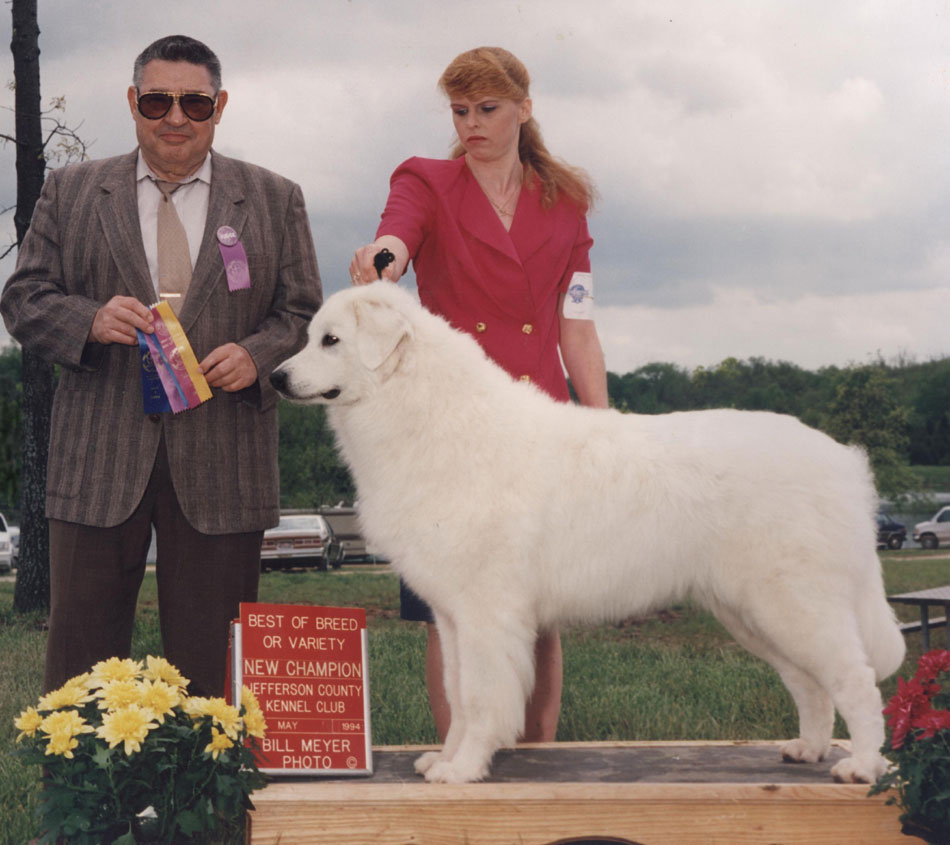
[271,282,905,785]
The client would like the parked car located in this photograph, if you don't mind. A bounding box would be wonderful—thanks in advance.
[10,530,18,569]
[913,506,950,550]
[318,505,388,564]
[0,513,13,574]
[260,513,333,571]
[876,512,906,550]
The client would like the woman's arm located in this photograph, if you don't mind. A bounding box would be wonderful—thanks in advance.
[558,298,608,408]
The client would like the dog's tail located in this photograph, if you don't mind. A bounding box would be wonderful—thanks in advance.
[858,570,906,682]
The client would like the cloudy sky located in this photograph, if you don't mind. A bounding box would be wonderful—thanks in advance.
[1,0,949,374]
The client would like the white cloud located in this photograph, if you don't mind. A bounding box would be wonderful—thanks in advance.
[597,286,950,373]
[2,0,950,379]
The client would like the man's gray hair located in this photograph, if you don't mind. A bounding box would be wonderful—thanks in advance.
[133,35,222,93]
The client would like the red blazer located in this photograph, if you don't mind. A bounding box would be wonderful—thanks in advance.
[377,156,592,401]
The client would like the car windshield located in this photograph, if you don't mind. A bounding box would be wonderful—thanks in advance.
[275,516,326,531]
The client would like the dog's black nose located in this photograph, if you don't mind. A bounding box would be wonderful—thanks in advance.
[269,369,288,392]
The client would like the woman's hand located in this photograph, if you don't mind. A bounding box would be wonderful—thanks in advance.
[349,236,410,285]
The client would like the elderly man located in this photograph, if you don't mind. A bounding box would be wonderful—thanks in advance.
[1,35,322,696]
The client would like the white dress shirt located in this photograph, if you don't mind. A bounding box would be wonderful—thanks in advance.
[135,151,212,298]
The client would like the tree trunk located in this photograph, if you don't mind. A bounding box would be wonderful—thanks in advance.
[11,0,53,613]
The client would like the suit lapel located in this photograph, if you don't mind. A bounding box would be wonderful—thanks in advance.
[96,151,155,304]
[178,151,248,330]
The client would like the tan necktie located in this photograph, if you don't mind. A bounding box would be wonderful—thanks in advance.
[155,180,192,315]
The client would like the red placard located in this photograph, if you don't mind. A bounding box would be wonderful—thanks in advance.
[230,602,372,776]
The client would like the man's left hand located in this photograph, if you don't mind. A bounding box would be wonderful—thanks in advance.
[199,343,258,392]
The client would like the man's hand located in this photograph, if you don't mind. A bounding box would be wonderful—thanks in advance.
[88,296,154,345]
[199,343,258,392]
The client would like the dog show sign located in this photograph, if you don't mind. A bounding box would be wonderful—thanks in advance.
[230,602,372,776]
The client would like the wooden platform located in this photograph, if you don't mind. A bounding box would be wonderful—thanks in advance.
[247,741,906,844]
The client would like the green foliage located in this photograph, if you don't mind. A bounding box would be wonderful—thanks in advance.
[277,402,355,508]
[821,366,915,500]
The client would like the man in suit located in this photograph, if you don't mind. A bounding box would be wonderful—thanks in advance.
[0,35,322,696]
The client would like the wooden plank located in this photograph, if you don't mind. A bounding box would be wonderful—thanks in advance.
[898,615,946,634]
[248,742,906,844]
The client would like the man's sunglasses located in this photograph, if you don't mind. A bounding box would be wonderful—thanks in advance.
[136,91,217,122]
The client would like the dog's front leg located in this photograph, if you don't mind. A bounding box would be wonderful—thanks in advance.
[422,616,535,783]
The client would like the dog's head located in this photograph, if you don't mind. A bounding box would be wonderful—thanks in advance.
[270,282,415,405]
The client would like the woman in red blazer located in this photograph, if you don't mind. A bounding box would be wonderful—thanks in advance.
[351,46,608,743]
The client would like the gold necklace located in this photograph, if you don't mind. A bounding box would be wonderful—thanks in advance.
[483,167,524,218]
[487,195,515,217]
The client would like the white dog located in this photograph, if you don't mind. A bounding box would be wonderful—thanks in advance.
[270,282,905,785]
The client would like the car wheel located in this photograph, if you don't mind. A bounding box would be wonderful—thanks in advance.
[887,535,904,550]
[920,534,939,550]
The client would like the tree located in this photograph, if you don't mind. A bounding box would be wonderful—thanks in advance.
[5,2,87,612]
[0,345,22,512]
[7,0,53,612]
[821,366,916,501]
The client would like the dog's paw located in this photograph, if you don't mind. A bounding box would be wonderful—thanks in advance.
[423,757,489,784]
[413,751,442,775]
[780,738,827,764]
[830,754,887,784]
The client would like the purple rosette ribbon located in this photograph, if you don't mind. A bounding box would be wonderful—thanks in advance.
[216,225,251,291]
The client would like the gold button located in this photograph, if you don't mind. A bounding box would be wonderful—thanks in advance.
[521,323,533,334]
[475,321,487,333]
[519,374,531,382]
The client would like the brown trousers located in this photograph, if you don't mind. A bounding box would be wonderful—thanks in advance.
[45,436,262,697]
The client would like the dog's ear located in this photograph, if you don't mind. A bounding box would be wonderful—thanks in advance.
[353,298,413,370]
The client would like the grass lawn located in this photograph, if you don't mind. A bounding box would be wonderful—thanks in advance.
[1,552,948,843]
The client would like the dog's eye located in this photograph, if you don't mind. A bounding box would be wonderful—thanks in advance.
[321,334,340,347]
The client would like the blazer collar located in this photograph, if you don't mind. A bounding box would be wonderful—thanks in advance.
[457,162,552,266]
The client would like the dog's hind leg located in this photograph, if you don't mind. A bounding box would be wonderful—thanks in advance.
[422,615,536,784]
[713,599,888,782]
[713,603,834,763]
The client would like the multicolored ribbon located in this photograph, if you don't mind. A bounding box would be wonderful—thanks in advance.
[137,301,213,414]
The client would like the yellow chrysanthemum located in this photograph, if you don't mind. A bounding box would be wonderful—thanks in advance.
[96,705,158,755]
[40,709,94,757]
[182,696,210,721]
[198,697,242,740]
[62,672,93,691]
[45,732,80,758]
[142,656,189,690]
[205,727,234,760]
[138,679,182,723]
[96,679,144,711]
[240,687,267,739]
[242,707,267,740]
[89,657,143,686]
[240,686,261,710]
[14,707,44,742]
[38,683,94,711]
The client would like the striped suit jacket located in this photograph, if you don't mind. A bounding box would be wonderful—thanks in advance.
[0,150,322,533]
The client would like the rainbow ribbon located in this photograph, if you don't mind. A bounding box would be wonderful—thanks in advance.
[136,302,212,414]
